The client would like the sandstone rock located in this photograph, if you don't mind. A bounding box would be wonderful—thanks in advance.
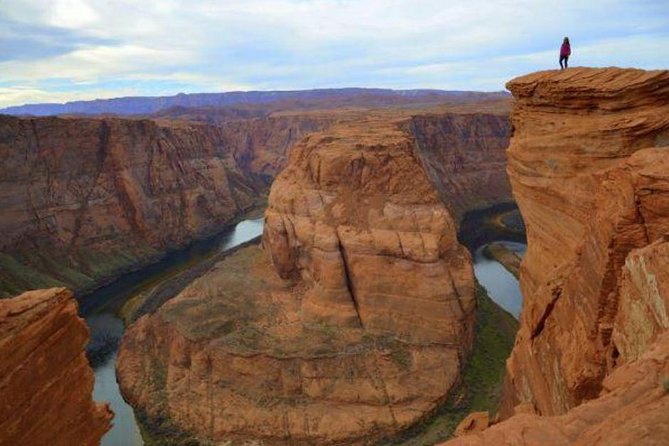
[0,107,511,300]
[438,330,669,446]
[512,402,537,415]
[408,113,512,221]
[501,67,669,417]
[118,116,478,445]
[0,116,264,297]
[454,412,489,437]
[0,288,112,446]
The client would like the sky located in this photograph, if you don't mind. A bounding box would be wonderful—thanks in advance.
[0,0,668,108]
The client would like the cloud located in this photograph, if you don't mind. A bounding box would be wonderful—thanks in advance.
[0,0,667,107]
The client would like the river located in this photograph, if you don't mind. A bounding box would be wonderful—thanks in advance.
[83,218,265,446]
[472,241,526,319]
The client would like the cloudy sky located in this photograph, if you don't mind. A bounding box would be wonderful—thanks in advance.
[1,0,668,107]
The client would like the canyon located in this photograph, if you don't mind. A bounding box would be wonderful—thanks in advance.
[0,116,263,297]
[441,67,669,444]
[5,66,668,446]
[0,97,511,299]
[116,113,493,445]
[0,93,514,445]
[0,288,112,446]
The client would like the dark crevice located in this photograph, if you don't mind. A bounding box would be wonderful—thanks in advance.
[531,286,562,340]
[634,194,651,245]
[447,270,466,315]
[337,237,365,329]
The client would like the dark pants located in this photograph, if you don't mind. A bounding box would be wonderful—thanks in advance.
[560,55,569,69]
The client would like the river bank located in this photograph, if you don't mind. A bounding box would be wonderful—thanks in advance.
[85,216,266,446]
[483,242,521,279]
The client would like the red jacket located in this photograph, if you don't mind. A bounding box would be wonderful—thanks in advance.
[560,42,571,57]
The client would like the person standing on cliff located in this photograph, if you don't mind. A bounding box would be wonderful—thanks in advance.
[559,37,571,69]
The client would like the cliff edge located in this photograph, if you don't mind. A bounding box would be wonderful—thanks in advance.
[0,288,113,446]
[441,67,669,444]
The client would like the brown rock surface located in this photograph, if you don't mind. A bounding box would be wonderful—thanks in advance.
[0,287,112,446]
[501,68,669,417]
[0,115,264,297]
[408,113,512,221]
[439,330,669,446]
[453,412,489,437]
[0,102,511,299]
[117,116,478,445]
[438,67,669,446]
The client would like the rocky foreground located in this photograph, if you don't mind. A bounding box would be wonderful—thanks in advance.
[117,113,488,445]
[0,288,112,446]
[441,67,669,444]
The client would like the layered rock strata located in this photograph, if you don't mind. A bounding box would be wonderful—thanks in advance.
[118,116,477,445]
[408,113,512,220]
[501,68,669,417]
[440,329,669,445]
[0,288,112,446]
[439,66,669,446]
[0,116,263,297]
[0,106,511,299]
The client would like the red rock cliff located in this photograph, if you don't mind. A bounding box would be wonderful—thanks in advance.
[407,113,512,220]
[502,68,669,416]
[117,115,477,445]
[0,288,112,446]
[0,116,263,297]
[439,66,669,446]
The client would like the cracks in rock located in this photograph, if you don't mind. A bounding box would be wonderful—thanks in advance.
[634,193,651,245]
[531,285,562,340]
[371,350,399,428]
[67,120,111,252]
[446,269,466,316]
[337,235,365,329]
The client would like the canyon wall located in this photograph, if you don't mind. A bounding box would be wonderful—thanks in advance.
[408,113,512,221]
[0,288,112,446]
[0,106,511,299]
[117,115,478,445]
[0,115,264,297]
[217,112,340,177]
[440,68,669,445]
[501,67,669,416]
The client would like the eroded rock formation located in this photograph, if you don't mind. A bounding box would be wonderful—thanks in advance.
[0,288,112,446]
[440,330,669,445]
[441,68,669,445]
[0,116,264,297]
[502,68,669,416]
[0,105,511,299]
[117,115,478,445]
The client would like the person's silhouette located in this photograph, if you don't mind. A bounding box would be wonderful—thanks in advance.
[560,37,571,69]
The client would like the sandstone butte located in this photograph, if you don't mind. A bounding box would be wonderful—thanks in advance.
[0,288,112,446]
[115,109,514,445]
[0,104,510,299]
[439,67,669,445]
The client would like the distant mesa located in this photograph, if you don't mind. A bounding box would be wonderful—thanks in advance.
[0,88,510,117]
